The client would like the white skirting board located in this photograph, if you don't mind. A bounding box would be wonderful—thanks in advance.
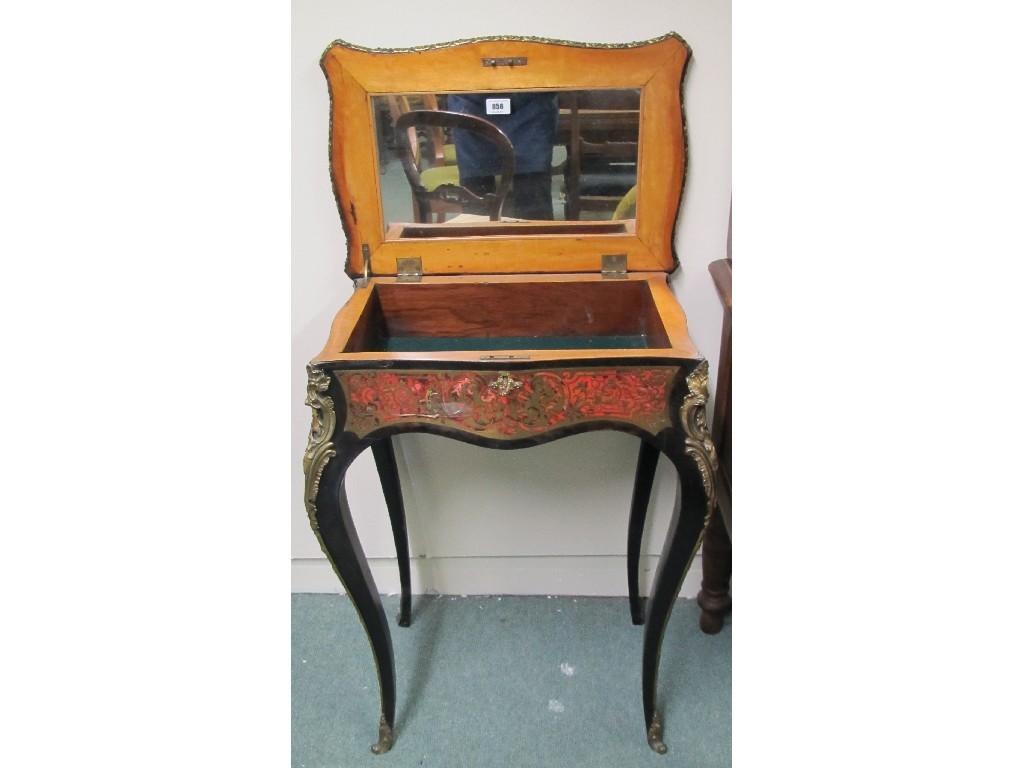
[291,554,704,598]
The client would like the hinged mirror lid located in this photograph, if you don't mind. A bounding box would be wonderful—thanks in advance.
[320,33,690,280]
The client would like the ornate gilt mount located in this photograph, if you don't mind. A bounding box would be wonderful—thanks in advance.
[303,365,337,527]
[680,360,719,527]
[488,371,523,397]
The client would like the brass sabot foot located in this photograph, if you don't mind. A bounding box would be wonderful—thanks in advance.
[370,715,394,754]
[647,711,667,754]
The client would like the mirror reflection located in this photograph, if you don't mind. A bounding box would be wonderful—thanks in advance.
[372,89,641,237]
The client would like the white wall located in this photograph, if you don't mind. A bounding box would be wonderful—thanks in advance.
[292,0,732,596]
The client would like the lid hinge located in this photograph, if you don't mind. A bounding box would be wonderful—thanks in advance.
[396,257,423,283]
[354,244,372,288]
[601,254,627,279]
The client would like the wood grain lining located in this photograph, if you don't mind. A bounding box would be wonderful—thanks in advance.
[313,273,700,362]
[372,280,667,343]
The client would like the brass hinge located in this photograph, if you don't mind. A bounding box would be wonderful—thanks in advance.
[601,254,627,279]
[354,244,372,288]
[396,257,423,283]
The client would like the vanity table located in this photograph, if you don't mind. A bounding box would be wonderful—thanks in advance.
[303,33,718,755]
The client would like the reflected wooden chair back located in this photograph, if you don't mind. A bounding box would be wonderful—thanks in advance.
[386,95,454,171]
[393,110,515,222]
[561,91,640,221]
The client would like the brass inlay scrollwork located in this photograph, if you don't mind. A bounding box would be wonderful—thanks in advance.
[338,368,675,440]
[680,360,719,527]
[303,364,337,529]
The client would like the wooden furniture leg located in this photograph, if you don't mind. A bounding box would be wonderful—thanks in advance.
[641,441,712,754]
[627,439,660,625]
[371,437,412,627]
[304,360,718,756]
[310,439,397,754]
[304,369,397,754]
[700,254,732,634]
[640,360,719,754]
[697,507,731,634]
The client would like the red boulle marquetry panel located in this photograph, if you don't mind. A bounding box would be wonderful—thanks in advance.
[335,368,679,440]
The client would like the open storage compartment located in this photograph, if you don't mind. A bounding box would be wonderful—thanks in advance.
[344,278,672,353]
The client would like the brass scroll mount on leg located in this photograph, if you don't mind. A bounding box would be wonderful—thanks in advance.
[303,365,337,528]
[680,360,719,528]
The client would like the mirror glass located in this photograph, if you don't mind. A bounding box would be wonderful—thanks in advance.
[371,89,641,238]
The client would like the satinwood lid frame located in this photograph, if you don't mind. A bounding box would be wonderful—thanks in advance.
[320,33,691,281]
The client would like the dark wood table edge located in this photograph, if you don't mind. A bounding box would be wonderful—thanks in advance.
[697,257,732,634]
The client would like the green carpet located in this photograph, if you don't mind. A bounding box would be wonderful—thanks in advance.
[292,594,731,767]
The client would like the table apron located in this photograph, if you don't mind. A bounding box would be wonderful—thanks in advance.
[335,366,681,441]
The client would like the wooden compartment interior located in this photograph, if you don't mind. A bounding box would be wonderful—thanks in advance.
[344,281,672,353]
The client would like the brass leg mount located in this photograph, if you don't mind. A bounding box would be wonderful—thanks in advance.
[370,714,394,754]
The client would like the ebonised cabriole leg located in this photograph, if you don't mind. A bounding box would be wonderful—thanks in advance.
[628,439,660,625]
[313,449,397,754]
[371,438,412,628]
[641,451,709,754]
[641,361,719,754]
[305,366,396,754]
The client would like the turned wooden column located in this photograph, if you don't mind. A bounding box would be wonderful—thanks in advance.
[697,255,733,634]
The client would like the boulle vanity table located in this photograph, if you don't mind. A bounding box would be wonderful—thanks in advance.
[303,33,719,755]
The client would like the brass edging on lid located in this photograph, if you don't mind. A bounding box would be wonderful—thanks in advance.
[320,32,689,61]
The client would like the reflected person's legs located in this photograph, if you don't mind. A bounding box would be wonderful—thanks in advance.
[511,171,554,220]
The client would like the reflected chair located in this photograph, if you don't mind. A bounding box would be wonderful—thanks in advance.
[393,110,515,222]
[561,91,640,221]
[386,96,462,223]
[387,96,457,168]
